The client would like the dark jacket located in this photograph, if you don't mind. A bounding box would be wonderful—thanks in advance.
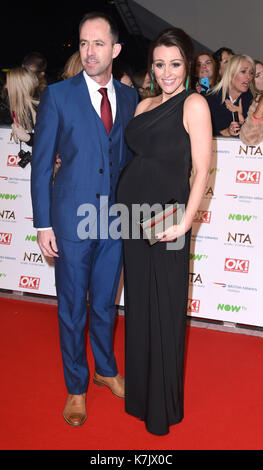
[205,88,253,136]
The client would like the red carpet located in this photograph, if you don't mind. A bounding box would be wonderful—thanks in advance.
[1,296,263,450]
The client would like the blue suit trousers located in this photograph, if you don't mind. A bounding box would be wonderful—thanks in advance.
[54,234,123,394]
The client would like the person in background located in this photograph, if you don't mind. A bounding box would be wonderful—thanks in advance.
[7,67,39,146]
[205,54,254,137]
[0,71,13,126]
[240,60,263,145]
[112,60,135,87]
[133,69,154,99]
[61,51,83,80]
[22,51,48,97]
[55,52,84,172]
[193,52,217,93]
[213,47,234,82]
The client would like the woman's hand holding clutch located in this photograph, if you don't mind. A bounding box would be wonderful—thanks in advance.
[156,222,186,242]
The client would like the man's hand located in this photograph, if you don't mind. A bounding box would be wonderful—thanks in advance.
[37,229,59,258]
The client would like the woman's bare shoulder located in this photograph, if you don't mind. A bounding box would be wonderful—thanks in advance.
[134,96,161,116]
[184,91,208,108]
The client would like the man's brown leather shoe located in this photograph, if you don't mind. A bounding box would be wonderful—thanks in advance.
[93,372,125,398]
[63,393,87,426]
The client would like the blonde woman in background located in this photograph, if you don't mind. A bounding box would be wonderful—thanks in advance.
[240,60,263,145]
[55,52,84,171]
[61,51,83,80]
[7,67,39,146]
[205,54,254,136]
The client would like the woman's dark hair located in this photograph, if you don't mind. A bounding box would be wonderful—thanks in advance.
[213,47,234,77]
[148,27,194,91]
[79,11,119,44]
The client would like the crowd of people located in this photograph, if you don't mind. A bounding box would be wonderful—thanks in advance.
[1,43,263,146]
[1,12,262,438]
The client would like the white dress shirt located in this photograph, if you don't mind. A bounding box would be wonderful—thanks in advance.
[83,70,116,121]
[38,71,116,231]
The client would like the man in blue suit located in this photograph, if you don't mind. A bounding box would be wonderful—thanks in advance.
[31,12,138,426]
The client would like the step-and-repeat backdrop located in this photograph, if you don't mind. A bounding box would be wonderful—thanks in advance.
[0,126,262,326]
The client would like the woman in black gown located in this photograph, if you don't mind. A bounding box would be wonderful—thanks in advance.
[117,27,212,436]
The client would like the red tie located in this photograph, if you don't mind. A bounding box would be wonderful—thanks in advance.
[98,88,113,134]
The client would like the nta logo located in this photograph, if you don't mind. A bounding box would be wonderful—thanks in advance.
[227,233,251,244]
[189,273,202,284]
[236,170,260,184]
[224,258,249,273]
[19,276,40,290]
[0,210,15,220]
[239,145,262,156]
[23,252,43,263]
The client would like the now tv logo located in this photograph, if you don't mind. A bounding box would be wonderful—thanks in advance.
[217,303,242,312]
[236,170,260,184]
[0,232,12,245]
[7,155,20,167]
[187,299,200,313]
[228,213,255,222]
[19,276,40,290]
[224,258,249,274]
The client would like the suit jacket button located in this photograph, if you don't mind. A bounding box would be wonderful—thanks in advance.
[96,193,100,198]
[99,169,104,173]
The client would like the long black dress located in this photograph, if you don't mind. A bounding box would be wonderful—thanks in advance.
[117,89,194,435]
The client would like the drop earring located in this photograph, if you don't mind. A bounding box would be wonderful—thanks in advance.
[150,69,155,91]
[185,75,190,91]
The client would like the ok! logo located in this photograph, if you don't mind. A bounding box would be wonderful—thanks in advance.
[193,210,211,224]
[236,170,260,184]
[0,232,12,245]
[224,258,249,274]
[19,276,40,290]
[7,155,20,167]
[187,299,200,313]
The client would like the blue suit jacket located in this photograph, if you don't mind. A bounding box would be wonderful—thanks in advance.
[31,72,138,241]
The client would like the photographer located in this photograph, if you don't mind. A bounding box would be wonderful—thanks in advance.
[7,67,39,167]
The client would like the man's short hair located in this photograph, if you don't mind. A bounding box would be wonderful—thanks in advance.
[79,11,119,44]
